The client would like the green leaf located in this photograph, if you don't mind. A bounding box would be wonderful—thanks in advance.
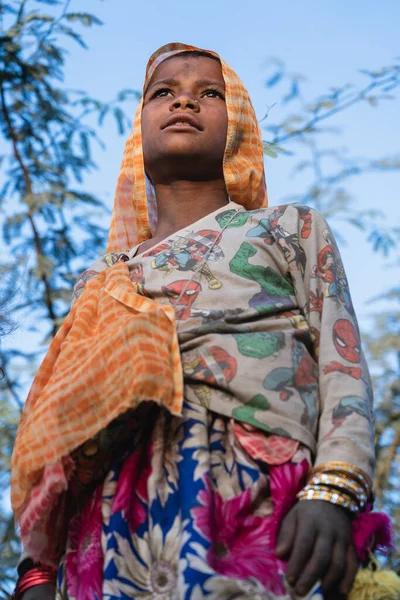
[65,12,103,27]
[98,105,109,126]
[117,89,142,102]
[113,106,125,135]
[263,144,278,158]
[265,72,283,88]
[23,12,54,24]
[263,142,291,158]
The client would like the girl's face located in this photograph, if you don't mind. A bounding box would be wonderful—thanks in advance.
[141,55,228,183]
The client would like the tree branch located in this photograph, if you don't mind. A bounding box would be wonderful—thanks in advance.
[271,71,400,145]
[0,81,58,336]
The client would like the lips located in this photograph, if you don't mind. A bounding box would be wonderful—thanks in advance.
[161,114,203,131]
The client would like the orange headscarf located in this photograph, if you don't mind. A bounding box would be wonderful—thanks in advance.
[11,43,267,563]
[107,42,267,252]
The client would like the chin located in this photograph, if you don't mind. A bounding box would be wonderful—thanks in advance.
[144,142,224,181]
[163,138,204,156]
[151,145,205,166]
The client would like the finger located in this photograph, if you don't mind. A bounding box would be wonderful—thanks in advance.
[321,539,346,593]
[340,543,359,595]
[285,521,316,586]
[295,533,332,597]
[275,510,297,558]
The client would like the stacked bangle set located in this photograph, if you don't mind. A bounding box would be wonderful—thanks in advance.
[12,564,57,600]
[296,461,372,514]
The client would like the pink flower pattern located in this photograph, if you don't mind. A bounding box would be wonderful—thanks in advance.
[192,477,285,594]
[111,445,152,533]
[191,460,310,595]
[66,486,103,600]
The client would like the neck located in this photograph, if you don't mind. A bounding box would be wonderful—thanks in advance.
[151,179,229,240]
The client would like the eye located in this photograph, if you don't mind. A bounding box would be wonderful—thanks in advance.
[150,88,172,99]
[203,89,224,99]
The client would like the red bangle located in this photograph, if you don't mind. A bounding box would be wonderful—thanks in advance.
[12,566,57,599]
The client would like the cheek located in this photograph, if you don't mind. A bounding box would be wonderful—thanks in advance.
[141,111,151,147]
[218,110,229,145]
[209,109,228,147]
[141,111,158,160]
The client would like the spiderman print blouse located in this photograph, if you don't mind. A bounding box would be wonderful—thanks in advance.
[73,202,375,478]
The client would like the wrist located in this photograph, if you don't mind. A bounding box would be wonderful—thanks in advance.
[21,584,57,600]
[12,565,57,600]
[296,461,372,514]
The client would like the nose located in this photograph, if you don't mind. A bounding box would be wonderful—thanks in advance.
[169,93,200,113]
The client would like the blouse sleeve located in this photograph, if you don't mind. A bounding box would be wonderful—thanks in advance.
[277,203,375,479]
[71,251,123,306]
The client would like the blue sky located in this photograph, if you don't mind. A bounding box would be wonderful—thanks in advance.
[57,0,400,330]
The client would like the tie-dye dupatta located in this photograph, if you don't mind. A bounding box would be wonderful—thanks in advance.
[11,43,267,563]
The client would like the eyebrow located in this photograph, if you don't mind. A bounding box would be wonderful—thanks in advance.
[147,78,178,92]
[146,78,225,95]
[197,79,225,91]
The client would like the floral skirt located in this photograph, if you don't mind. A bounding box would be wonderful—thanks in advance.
[56,401,323,600]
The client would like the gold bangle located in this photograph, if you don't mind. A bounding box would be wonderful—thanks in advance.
[309,462,372,491]
[297,485,359,513]
[301,483,356,501]
[308,474,368,508]
[299,483,359,509]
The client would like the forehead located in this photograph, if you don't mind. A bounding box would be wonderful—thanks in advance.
[147,55,224,87]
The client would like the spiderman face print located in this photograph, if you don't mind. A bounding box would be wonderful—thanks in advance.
[333,319,361,364]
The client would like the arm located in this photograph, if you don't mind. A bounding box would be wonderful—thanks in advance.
[13,559,57,600]
[279,204,375,477]
[274,205,374,596]
[21,585,56,600]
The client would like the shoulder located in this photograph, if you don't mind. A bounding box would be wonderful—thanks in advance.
[71,251,129,305]
[253,203,324,221]
[247,203,328,238]
[254,202,329,240]
[218,202,326,231]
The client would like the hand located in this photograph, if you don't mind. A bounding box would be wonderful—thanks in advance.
[275,499,358,597]
[21,583,56,600]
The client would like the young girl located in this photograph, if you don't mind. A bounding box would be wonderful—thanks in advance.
[12,43,388,600]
